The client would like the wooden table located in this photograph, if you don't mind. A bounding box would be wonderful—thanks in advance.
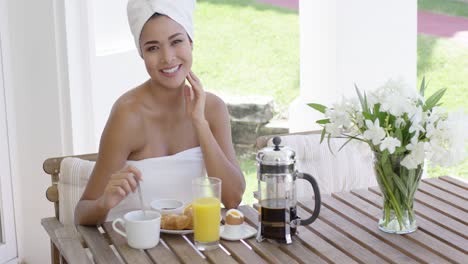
[42,176,468,263]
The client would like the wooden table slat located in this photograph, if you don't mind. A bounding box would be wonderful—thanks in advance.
[101,222,161,264]
[296,206,389,263]
[418,182,468,212]
[55,227,93,264]
[369,187,468,239]
[162,234,209,264]
[279,238,329,264]
[249,202,358,264]
[352,189,468,254]
[414,188,468,225]
[295,225,359,264]
[41,218,92,264]
[332,191,468,263]
[68,176,467,264]
[146,239,182,264]
[239,205,329,264]
[440,176,468,190]
[238,206,302,264]
[220,240,268,264]
[183,234,238,264]
[299,199,419,264]
[77,225,122,264]
[314,195,452,264]
[423,178,468,200]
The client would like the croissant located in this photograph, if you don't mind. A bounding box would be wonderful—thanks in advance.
[161,214,191,230]
[183,204,193,229]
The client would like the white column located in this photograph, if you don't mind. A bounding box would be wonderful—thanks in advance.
[290,0,417,132]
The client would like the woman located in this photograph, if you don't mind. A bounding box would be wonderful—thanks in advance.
[75,0,245,225]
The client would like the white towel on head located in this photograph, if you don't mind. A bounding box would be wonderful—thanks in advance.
[127,0,196,56]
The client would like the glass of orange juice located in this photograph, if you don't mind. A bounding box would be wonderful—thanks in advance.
[192,177,221,250]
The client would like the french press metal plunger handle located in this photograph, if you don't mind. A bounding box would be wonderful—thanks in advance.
[296,172,321,226]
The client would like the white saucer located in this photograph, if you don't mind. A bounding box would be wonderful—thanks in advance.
[220,224,257,241]
[160,229,193,235]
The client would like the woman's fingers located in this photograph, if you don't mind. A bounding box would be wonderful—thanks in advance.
[186,71,203,95]
[123,165,143,182]
[118,179,133,194]
[111,186,126,197]
[125,173,138,192]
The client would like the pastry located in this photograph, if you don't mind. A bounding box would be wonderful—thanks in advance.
[225,209,244,225]
[160,214,191,230]
[183,204,193,229]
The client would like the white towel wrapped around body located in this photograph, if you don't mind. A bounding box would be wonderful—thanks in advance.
[58,146,206,225]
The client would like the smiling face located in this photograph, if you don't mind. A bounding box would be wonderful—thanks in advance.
[140,15,193,89]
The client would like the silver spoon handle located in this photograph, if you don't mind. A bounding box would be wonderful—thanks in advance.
[137,180,146,216]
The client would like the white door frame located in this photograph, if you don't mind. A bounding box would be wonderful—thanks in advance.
[0,0,18,262]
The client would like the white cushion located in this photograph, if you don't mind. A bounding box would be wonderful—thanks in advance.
[268,134,377,197]
[58,157,95,226]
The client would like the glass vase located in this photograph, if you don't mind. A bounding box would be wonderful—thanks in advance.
[373,151,423,234]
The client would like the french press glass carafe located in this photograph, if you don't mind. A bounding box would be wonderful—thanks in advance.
[256,137,321,244]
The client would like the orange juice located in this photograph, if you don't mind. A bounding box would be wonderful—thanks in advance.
[193,197,220,242]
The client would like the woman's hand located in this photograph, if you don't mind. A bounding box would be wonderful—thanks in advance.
[98,165,142,210]
[184,71,207,125]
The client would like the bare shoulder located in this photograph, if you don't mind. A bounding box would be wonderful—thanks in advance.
[205,92,231,132]
[205,92,228,116]
[109,90,144,129]
[100,87,146,151]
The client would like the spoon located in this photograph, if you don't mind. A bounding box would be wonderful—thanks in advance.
[137,180,146,216]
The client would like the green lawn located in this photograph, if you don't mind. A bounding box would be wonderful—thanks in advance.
[417,35,468,180]
[193,0,468,204]
[192,0,299,113]
[419,0,468,17]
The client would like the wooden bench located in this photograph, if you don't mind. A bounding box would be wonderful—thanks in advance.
[42,153,97,264]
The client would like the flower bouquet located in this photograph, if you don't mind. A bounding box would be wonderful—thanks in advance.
[309,79,468,234]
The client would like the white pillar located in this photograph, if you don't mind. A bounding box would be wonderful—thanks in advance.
[290,0,417,132]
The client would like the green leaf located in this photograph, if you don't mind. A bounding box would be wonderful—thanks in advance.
[363,92,369,113]
[392,173,408,200]
[355,84,369,112]
[395,128,403,142]
[338,137,354,152]
[424,88,447,111]
[419,77,427,96]
[393,146,406,155]
[362,112,373,120]
[320,128,326,143]
[316,118,330,124]
[308,103,327,114]
[327,133,334,155]
[373,103,380,115]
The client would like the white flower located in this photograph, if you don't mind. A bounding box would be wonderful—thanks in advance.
[363,119,386,145]
[427,110,468,166]
[325,122,342,137]
[401,141,426,169]
[380,93,409,117]
[380,137,401,154]
[395,117,406,128]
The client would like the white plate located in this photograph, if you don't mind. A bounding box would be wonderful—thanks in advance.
[160,229,193,235]
[220,224,257,241]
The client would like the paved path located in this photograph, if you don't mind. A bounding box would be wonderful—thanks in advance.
[256,0,468,44]
[418,11,468,44]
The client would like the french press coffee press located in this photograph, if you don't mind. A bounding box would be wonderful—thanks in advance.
[256,137,321,244]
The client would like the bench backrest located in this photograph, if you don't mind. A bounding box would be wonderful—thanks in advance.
[43,153,98,219]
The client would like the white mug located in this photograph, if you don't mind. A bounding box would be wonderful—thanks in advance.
[112,210,161,249]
